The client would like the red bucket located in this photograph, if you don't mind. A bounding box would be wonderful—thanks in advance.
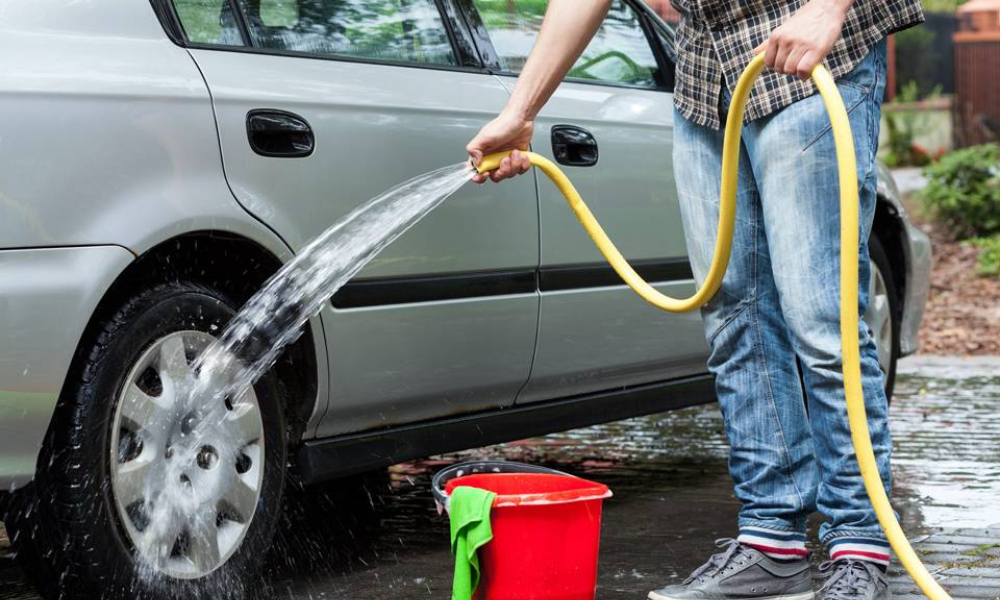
[445,470,612,600]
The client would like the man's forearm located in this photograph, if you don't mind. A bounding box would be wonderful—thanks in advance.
[504,0,612,121]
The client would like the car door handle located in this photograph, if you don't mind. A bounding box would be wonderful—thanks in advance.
[246,110,315,158]
[551,125,599,167]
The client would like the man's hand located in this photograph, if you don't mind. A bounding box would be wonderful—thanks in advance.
[465,1,611,183]
[758,0,852,80]
[467,111,534,184]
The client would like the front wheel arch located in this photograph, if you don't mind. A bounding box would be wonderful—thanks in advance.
[867,235,902,401]
[54,231,320,448]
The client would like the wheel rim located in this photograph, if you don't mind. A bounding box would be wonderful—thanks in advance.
[865,263,894,376]
[109,331,265,580]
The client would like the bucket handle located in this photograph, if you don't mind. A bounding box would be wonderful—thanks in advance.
[431,460,573,514]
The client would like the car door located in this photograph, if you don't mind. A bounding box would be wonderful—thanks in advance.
[469,0,710,403]
[170,0,540,436]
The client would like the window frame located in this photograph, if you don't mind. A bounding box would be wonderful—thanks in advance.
[633,0,677,92]
[151,0,490,75]
[460,0,676,93]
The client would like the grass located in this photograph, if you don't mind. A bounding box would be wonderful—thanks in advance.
[963,543,1000,558]
[972,235,1000,278]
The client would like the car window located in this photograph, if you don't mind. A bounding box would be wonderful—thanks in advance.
[237,0,457,65]
[473,0,661,88]
[171,0,247,46]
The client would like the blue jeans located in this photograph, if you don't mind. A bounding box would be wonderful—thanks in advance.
[674,41,892,549]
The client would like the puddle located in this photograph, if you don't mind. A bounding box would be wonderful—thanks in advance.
[891,359,1000,530]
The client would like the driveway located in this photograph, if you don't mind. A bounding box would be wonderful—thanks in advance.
[2,355,998,599]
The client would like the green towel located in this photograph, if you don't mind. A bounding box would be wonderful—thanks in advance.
[449,486,497,600]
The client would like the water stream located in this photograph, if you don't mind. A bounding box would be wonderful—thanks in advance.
[136,161,475,575]
[192,162,474,405]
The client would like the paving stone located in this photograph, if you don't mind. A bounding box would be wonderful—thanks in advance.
[935,585,1000,599]
[914,552,987,564]
[931,536,1000,546]
[916,542,985,553]
[889,526,1000,600]
[939,576,1000,588]
[943,568,1000,577]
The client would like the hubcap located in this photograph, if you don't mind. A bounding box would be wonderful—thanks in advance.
[109,331,265,580]
[865,264,894,376]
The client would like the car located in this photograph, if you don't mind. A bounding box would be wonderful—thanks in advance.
[0,1,931,598]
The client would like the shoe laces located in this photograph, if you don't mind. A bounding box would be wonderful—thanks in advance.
[684,538,751,584]
[819,559,877,600]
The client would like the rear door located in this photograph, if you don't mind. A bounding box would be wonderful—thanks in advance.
[169,0,541,435]
[469,0,710,403]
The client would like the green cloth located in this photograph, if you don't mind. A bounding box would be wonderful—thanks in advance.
[449,486,497,600]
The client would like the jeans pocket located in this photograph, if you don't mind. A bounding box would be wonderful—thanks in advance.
[800,82,868,153]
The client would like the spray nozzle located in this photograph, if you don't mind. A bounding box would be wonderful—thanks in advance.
[471,151,515,175]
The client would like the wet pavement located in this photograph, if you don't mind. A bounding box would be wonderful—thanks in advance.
[2,355,999,599]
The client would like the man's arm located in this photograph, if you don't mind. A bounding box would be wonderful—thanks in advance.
[760,0,855,79]
[467,0,612,184]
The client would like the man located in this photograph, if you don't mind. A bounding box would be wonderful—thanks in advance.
[466,1,924,599]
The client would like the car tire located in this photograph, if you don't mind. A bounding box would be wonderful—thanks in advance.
[10,281,286,600]
[866,237,901,402]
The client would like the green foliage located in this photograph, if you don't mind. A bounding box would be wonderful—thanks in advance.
[473,0,657,86]
[921,0,968,13]
[922,144,1000,238]
[973,236,1000,278]
[260,0,298,27]
[883,81,940,167]
[174,0,226,44]
[475,0,547,28]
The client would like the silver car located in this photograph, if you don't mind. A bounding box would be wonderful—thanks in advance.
[0,1,930,598]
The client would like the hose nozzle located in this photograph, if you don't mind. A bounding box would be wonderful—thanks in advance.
[471,151,516,175]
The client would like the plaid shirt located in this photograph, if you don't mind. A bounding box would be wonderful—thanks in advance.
[670,0,925,129]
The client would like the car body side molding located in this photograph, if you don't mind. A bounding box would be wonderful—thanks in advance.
[297,372,715,484]
[331,258,693,308]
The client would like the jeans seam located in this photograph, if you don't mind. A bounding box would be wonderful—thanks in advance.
[866,51,884,177]
[707,299,755,345]
[800,91,868,154]
[751,304,808,514]
[749,195,808,515]
[707,187,758,346]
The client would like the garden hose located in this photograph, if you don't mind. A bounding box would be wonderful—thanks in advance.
[475,53,952,600]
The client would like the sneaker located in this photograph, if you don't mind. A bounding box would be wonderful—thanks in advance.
[817,560,891,600]
[649,538,815,600]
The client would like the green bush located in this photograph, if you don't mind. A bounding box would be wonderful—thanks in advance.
[921,144,1000,238]
[973,236,1000,278]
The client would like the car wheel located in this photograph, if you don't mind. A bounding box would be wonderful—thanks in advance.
[865,237,901,401]
[12,281,285,600]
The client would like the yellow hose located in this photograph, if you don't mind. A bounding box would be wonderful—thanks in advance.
[476,53,951,600]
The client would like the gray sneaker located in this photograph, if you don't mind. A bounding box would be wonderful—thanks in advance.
[817,560,891,600]
[649,538,815,600]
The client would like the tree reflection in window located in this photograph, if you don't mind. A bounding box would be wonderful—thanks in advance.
[474,0,660,88]
[172,0,246,45]
[239,0,457,65]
